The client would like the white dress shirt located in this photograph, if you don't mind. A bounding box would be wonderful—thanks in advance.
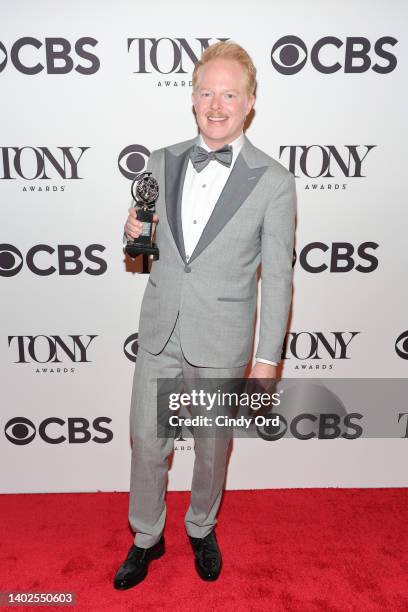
[181,133,277,367]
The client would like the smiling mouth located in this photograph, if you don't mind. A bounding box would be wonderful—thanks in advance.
[207,116,228,122]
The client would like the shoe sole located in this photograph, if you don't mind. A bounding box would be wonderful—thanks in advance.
[114,540,165,590]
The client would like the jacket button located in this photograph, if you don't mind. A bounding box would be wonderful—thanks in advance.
[184,265,191,273]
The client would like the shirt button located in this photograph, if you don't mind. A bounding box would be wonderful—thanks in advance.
[193,220,197,224]
[202,184,206,188]
[184,265,191,273]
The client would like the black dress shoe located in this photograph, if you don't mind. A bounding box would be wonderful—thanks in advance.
[189,530,222,581]
[113,536,165,590]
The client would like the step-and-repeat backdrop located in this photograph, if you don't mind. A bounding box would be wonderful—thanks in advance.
[2,1,407,493]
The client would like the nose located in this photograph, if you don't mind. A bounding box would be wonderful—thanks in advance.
[210,94,222,110]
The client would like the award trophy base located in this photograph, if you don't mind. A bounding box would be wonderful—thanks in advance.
[125,235,159,273]
[125,242,159,260]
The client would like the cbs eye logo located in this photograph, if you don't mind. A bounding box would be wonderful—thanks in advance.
[0,244,23,277]
[395,331,408,360]
[5,417,36,445]
[118,145,150,180]
[271,36,308,75]
[124,333,139,362]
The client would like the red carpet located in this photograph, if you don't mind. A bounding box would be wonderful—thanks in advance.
[1,489,407,611]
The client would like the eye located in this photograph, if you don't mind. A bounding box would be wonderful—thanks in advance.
[200,91,212,98]
[224,93,236,100]
[5,417,36,445]
[271,35,308,75]
[395,331,408,360]
[118,145,150,180]
[0,244,23,277]
[124,333,139,362]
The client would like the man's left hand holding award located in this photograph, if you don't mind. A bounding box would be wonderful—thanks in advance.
[124,172,160,264]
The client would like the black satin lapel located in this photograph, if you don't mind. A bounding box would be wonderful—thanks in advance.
[188,155,267,263]
[165,148,190,262]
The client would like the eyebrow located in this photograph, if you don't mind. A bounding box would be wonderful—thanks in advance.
[199,88,239,93]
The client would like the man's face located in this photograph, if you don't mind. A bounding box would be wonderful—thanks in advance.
[192,58,255,150]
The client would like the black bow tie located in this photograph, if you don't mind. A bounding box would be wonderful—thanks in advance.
[190,144,233,173]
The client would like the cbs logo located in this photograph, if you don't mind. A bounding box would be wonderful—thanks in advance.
[0,244,107,277]
[271,35,397,75]
[293,241,379,273]
[4,417,113,445]
[124,333,139,362]
[395,331,408,360]
[0,37,99,74]
[118,145,150,180]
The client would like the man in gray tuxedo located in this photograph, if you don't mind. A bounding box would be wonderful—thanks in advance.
[114,41,296,589]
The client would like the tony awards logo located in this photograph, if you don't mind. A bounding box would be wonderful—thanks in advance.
[125,171,159,261]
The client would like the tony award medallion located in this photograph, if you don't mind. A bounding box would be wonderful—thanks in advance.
[125,171,159,261]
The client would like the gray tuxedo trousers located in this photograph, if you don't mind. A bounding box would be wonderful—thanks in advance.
[128,135,296,547]
[129,313,246,547]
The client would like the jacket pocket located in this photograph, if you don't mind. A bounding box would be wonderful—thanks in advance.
[217,295,254,302]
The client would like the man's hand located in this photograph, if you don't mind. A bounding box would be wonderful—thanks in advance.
[124,207,159,240]
[248,362,277,380]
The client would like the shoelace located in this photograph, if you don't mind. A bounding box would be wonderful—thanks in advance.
[195,540,219,569]
[124,545,147,566]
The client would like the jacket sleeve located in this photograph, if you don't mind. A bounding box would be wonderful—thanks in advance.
[255,170,297,363]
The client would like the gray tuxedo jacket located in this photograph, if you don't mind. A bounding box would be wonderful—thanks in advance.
[137,134,297,368]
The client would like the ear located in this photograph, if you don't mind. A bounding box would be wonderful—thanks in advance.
[246,94,255,115]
